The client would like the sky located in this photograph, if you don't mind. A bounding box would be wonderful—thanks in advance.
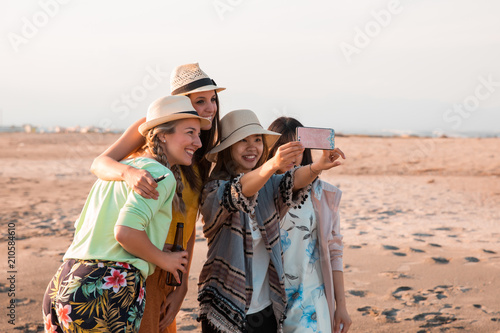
[1,0,499,136]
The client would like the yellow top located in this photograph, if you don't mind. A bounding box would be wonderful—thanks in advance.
[165,166,201,248]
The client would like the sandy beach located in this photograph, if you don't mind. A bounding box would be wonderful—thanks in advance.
[1,132,499,332]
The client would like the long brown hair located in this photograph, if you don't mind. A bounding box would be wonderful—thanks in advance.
[209,135,270,181]
[179,91,221,192]
[268,117,313,166]
[144,121,186,215]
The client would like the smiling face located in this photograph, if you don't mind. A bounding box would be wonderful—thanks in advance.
[188,90,217,130]
[230,134,264,174]
[159,119,202,166]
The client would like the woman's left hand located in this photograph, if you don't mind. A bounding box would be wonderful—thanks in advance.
[333,305,352,332]
[159,285,187,331]
[314,148,346,172]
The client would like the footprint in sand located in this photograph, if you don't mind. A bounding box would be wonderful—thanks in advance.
[357,306,401,323]
[178,325,199,331]
[15,298,34,306]
[381,245,407,256]
[391,286,412,300]
[431,257,450,264]
[380,271,413,279]
[357,305,379,316]
[412,233,434,238]
[381,308,400,321]
[413,312,457,328]
[465,256,480,263]
[348,290,368,297]
[428,285,453,300]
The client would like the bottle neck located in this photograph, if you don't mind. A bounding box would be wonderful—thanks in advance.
[173,223,184,248]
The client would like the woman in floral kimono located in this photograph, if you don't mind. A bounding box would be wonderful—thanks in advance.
[268,117,352,333]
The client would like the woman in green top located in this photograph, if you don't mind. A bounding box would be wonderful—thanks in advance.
[42,95,210,333]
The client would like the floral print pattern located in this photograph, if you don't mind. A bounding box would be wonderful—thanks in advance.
[42,259,146,333]
[285,283,304,310]
[300,305,318,331]
[102,268,128,292]
[55,304,72,329]
[280,196,331,332]
[281,229,292,253]
[44,313,57,333]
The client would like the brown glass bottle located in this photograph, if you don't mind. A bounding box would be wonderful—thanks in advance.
[165,222,184,286]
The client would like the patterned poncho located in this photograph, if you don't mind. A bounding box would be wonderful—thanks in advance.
[198,168,309,333]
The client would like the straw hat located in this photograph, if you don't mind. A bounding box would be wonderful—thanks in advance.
[206,109,281,162]
[138,95,211,136]
[170,63,225,96]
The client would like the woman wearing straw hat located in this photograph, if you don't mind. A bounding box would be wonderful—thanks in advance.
[90,63,224,333]
[198,109,345,333]
[42,95,210,332]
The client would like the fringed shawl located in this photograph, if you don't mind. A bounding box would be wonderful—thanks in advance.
[198,168,310,332]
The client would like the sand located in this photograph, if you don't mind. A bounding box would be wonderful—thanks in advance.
[1,132,499,332]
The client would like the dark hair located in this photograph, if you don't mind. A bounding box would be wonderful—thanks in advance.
[179,91,221,192]
[209,135,270,181]
[267,117,312,166]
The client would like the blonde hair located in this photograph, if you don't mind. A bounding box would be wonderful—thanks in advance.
[144,121,186,215]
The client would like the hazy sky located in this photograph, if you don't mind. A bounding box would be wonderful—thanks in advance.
[1,0,499,136]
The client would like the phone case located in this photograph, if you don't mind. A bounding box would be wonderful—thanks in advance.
[296,127,335,150]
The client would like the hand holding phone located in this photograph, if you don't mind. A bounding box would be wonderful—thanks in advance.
[296,127,335,150]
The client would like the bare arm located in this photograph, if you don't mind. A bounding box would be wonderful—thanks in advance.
[292,148,345,191]
[239,141,305,197]
[332,270,352,333]
[114,225,188,283]
[91,117,159,199]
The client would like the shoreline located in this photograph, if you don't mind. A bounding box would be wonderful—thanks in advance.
[1,129,498,139]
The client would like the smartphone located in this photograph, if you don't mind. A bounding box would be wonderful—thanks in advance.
[296,126,335,150]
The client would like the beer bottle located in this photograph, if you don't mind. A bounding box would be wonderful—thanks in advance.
[166,222,184,286]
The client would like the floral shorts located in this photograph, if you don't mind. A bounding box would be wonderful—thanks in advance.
[42,259,146,333]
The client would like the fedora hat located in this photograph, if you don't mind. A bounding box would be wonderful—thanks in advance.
[138,95,211,136]
[206,109,281,162]
[170,63,226,96]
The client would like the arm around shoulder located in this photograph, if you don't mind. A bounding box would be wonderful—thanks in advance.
[91,117,160,199]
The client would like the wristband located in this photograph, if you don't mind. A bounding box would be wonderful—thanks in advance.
[309,164,322,177]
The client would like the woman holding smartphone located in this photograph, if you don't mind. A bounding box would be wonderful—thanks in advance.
[268,117,352,333]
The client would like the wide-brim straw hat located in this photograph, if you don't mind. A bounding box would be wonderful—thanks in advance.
[206,109,281,162]
[170,63,225,96]
[138,95,211,136]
